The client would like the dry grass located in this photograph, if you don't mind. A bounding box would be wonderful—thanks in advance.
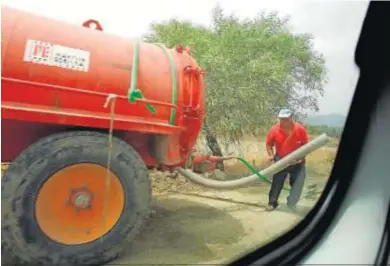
[224,153,269,174]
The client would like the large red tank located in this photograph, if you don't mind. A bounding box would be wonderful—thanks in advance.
[1,6,205,167]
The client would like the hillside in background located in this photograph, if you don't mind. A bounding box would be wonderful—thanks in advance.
[304,113,346,128]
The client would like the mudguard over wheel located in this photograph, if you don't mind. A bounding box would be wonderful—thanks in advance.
[1,131,151,265]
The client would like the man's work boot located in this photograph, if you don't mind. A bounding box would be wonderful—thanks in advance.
[286,204,297,213]
[265,204,277,211]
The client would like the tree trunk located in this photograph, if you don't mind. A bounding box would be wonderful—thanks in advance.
[202,121,225,171]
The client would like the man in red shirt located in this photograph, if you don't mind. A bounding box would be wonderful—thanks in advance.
[265,108,309,212]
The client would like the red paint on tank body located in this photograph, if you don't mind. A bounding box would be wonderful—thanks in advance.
[1,6,205,167]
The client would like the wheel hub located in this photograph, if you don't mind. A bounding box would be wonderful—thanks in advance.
[67,187,93,210]
[73,192,91,209]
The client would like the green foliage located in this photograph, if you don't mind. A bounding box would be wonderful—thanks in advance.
[144,5,328,142]
[305,124,343,138]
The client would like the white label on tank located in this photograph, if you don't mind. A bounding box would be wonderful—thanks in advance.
[23,39,90,72]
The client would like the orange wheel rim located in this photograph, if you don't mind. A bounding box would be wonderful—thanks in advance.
[35,163,125,245]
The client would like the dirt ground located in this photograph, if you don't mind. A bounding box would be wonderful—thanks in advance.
[111,172,318,266]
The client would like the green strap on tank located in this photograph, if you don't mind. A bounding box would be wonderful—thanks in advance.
[154,43,178,126]
[128,39,156,114]
[235,156,290,191]
[128,40,178,125]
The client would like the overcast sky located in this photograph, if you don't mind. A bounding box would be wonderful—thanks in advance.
[2,0,369,115]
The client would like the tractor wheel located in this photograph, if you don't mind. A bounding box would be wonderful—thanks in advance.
[1,131,151,266]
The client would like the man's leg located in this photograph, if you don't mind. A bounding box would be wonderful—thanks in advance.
[267,170,288,210]
[287,163,306,208]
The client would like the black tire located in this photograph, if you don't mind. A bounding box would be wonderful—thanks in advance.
[1,131,151,266]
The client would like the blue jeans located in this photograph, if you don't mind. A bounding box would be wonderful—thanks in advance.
[268,155,306,208]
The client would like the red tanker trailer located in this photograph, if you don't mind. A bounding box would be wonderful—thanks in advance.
[0,6,217,266]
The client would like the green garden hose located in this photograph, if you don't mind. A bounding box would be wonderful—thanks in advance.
[234,156,290,191]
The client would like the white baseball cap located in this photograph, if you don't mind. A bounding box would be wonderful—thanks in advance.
[278,108,293,118]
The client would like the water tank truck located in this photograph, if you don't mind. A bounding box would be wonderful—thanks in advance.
[1,6,328,265]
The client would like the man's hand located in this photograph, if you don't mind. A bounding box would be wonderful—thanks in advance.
[221,155,236,161]
[267,155,275,162]
[220,152,236,161]
[266,145,275,163]
[292,159,303,165]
